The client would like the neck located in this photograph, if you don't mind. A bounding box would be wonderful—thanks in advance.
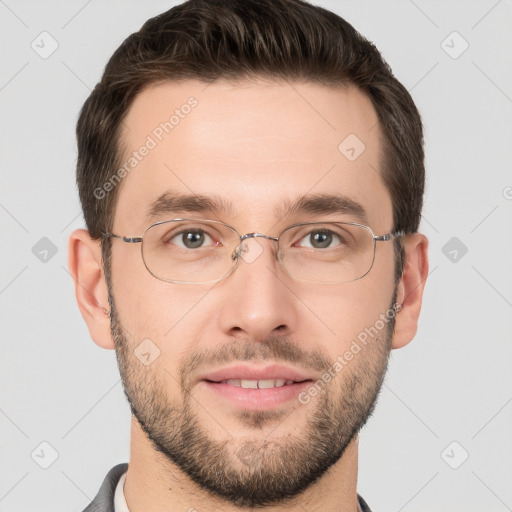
[124,417,361,512]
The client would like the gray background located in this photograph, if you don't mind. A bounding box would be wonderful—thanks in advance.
[1,1,511,510]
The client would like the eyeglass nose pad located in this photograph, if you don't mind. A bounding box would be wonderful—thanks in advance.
[241,238,267,264]
[232,235,272,266]
[231,244,243,262]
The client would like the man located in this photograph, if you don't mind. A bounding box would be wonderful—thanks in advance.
[68,0,429,510]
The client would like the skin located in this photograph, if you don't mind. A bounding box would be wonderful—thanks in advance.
[69,79,429,512]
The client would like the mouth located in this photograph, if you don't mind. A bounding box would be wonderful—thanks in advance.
[205,378,310,388]
[197,364,315,410]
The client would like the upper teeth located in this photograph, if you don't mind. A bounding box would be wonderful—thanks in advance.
[220,379,294,388]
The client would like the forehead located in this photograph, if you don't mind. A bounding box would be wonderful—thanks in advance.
[114,78,392,232]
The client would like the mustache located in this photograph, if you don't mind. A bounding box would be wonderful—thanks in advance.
[178,335,332,389]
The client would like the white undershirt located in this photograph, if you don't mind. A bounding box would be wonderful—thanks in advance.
[114,470,130,512]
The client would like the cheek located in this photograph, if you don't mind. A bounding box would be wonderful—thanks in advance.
[110,245,212,345]
[110,267,211,400]
[296,272,395,356]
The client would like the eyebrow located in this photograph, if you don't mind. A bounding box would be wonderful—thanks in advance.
[146,190,369,225]
[146,192,234,220]
[277,193,369,225]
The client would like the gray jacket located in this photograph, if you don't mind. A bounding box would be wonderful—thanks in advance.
[82,463,373,512]
[82,463,128,512]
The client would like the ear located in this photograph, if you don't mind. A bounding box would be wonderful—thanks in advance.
[68,229,115,350]
[391,233,429,349]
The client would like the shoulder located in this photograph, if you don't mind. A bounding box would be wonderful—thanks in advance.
[357,493,373,512]
[81,463,129,512]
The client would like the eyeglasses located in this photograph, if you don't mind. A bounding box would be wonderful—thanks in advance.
[103,218,404,285]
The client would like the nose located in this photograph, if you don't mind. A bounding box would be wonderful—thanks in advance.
[217,236,299,341]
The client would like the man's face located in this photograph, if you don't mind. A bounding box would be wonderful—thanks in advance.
[108,79,397,506]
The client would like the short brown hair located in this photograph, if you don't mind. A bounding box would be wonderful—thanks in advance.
[76,0,425,282]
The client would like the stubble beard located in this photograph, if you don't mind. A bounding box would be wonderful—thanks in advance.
[109,285,395,507]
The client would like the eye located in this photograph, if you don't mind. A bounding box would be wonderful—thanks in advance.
[295,229,344,249]
[169,229,216,249]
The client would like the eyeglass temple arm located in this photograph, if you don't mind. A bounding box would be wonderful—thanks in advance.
[103,233,143,243]
[374,230,405,242]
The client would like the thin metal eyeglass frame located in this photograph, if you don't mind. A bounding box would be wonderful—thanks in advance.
[103,218,405,285]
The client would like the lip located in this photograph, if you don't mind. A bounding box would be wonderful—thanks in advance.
[199,380,313,410]
[196,364,315,411]
[197,364,313,384]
